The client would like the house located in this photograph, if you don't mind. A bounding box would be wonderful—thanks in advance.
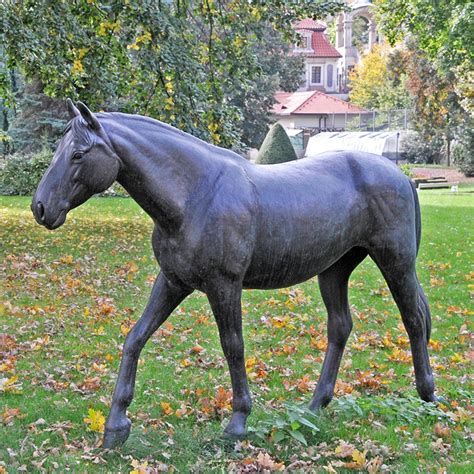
[273,90,367,131]
[269,4,385,155]
[293,2,380,96]
[293,19,341,94]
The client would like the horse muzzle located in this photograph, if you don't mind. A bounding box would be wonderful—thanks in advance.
[31,198,69,230]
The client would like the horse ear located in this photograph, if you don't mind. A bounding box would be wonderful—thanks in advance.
[66,98,80,119]
[76,101,101,130]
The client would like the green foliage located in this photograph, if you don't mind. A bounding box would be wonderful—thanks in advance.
[0,0,344,150]
[349,45,410,111]
[332,396,451,425]
[249,402,320,446]
[325,18,337,46]
[7,77,67,153]
[352,16,369,53]
[255,123,297,165]
[399,163,413,178]
[375,1,473,79]
[402,132,444,165]
[0,146,52,195]
[233,26,305,149]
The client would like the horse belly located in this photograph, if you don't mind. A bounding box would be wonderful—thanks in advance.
[242,224,360,290]
[243,255,331,289]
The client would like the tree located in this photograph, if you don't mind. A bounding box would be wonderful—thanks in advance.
[374,1,472,77]
[374,0,473,171]
[231,26,305,149]
[348,44,410,111]
[7,78,68,153]
[255,123,297,165]
[0,0,344,150]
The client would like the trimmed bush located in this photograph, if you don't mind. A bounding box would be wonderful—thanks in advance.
[0,147,52,196]
[255,123,297,165]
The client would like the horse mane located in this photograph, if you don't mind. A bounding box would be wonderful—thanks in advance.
[96,112,247,163]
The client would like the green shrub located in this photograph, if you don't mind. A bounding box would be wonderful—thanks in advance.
[0,149,130,197]
[255,123,297,165]
[453,126,474,177]
[403,131,444,164]
[399,163,413,177]
[0,147,52,195]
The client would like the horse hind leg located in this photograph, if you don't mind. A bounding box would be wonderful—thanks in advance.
[310,247,368,410]
[371,251,437,402]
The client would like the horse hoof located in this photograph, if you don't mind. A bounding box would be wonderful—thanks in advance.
[309,396,331,412]
[102,420,131,449]
[223,416,247,439]
[422,393,439,404]
[223,429,247,440]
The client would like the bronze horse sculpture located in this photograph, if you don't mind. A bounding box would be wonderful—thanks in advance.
[32,100,437,448]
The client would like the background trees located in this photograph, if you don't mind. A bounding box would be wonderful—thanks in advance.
[375,0,473,173]
[348,44,409,112]
[0,0,344,152]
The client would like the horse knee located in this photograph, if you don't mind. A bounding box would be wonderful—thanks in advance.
[123,331,145,358]
[401,312,427,340]
[222,332,244,359]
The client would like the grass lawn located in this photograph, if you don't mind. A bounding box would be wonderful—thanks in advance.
[1,187,473,473]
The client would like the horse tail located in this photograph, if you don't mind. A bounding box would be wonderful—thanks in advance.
[410,179,432,342]
[410,179,422,256]
[417,280,432,342]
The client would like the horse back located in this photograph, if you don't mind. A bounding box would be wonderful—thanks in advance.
[242,152,415,288]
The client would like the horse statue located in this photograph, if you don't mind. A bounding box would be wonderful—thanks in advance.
[32,100,437,448]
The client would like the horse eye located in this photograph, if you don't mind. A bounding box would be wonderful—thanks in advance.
[72,151,84,160]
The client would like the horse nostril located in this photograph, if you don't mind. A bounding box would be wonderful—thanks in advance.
[37,202,45,222]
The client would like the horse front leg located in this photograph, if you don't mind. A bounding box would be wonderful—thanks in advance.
[206,279,252,437]
[103,273,191,448]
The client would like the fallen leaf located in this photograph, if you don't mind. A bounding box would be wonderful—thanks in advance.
[84,408,105,433]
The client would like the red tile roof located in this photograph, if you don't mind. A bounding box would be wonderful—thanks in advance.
[273,91,367,115]
[309,31,341,58]
[294,19,341,58]
[295,19,326,31]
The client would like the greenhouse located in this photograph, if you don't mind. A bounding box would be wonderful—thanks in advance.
[305,131,406,161]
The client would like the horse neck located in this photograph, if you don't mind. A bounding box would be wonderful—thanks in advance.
[102,116,217,233]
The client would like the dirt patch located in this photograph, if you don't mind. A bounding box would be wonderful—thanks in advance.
[412,167,473,184]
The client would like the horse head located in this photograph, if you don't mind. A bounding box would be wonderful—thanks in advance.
[32,100,121,229]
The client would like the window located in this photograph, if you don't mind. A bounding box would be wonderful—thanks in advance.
[327,64,333,88]
[311,66,322,84]
[297,35,310,50]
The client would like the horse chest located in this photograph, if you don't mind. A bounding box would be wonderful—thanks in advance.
[153,235,206,289]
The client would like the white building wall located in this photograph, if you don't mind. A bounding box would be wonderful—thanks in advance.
[276,114,350,130]
[299,58,339,93]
